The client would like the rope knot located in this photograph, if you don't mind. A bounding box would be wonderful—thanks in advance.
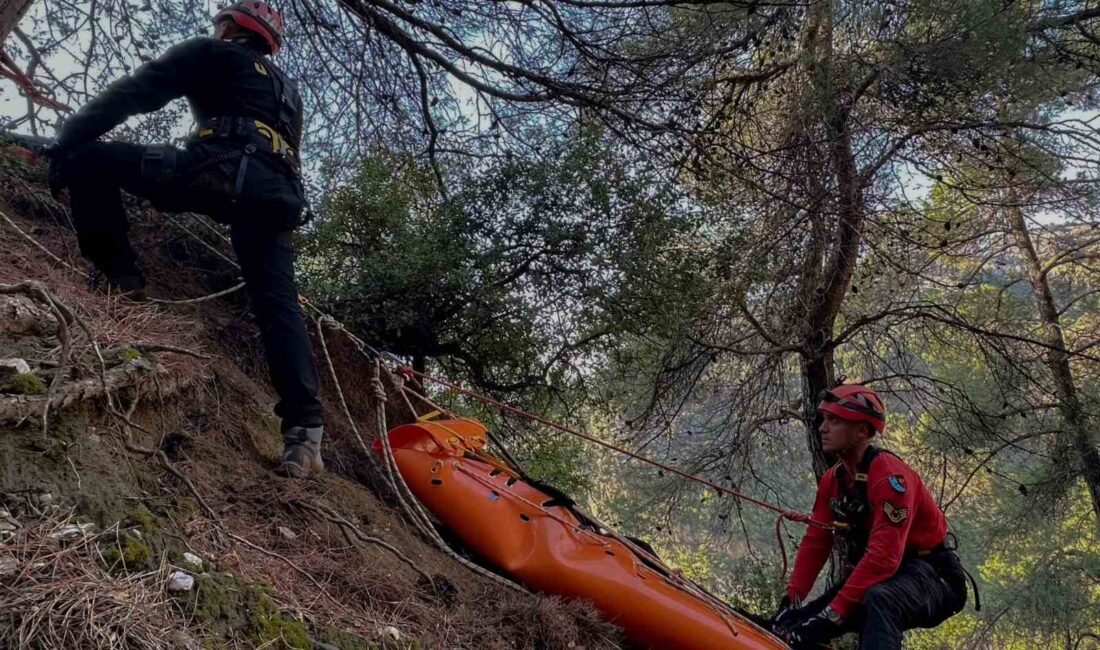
[370,370,388,402]
[395,365,420,387]
[783,511,811,524]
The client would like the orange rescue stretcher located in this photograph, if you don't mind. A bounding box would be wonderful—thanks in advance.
[383,418,788,650]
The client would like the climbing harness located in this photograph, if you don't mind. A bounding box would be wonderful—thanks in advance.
[830,446,895,564]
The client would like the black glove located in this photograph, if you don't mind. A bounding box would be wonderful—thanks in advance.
[770,594,803,635]
[784,606,844,649]
[45,146,69,200]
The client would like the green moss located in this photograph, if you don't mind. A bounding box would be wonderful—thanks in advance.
[182,573,311,649]
[186,573,239,623]
[126,507,156,532]
[102,536,152,571]
[175,496,199,515]
[253,611,311,649]
[118,347,141,362]
[1,373,46,395]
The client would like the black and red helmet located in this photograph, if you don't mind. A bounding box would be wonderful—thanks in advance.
[818,384,886,433]
[214,1,285,54]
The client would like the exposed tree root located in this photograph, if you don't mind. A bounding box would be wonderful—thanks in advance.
[296,499,434,586]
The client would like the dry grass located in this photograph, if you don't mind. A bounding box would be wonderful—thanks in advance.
[0,513,191,650]
[190,482,624,649]
[0,229,205,373]
[0,150,626,650]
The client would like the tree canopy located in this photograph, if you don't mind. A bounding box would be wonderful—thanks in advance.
[7,0,1100,647]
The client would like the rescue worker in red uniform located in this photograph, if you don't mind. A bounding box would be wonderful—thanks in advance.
[46,2,325,478]
[771,384,970,649]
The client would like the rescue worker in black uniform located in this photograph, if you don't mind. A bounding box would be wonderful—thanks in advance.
[46,1,324,478]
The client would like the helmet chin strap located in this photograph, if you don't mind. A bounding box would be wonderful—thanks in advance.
[837,431,871,466]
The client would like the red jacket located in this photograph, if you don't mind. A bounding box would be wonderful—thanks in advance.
[786,449,948,619]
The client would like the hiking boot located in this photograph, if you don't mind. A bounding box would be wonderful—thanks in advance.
[279,425,324,478]
[87,268,148,302]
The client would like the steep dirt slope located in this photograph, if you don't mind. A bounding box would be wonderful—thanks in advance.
[0,144,621,650]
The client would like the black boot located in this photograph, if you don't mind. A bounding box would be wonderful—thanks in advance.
[87,267,148,301]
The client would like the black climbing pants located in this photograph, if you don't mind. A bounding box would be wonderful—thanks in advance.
[62,141,322,430]
[787,546,968,649]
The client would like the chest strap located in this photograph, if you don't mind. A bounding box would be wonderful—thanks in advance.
[831,446,893,531]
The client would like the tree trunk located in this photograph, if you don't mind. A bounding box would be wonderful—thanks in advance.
[800,351,835,478]
[0,0,34,45]
[1005,203,1100,529]
[792,0,866,481]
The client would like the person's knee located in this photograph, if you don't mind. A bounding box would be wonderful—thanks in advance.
[63,142,142,187]
[863,584,897,619]
[61,143,103,182]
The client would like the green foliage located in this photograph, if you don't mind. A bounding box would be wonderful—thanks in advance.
[302,134,706,396]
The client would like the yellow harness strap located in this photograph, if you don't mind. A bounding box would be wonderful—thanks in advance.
[196,119,294,158]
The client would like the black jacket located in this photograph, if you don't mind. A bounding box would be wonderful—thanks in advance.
[58,36,302,153]
[57,37,307,226]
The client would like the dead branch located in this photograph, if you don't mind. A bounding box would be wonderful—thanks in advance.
[148,282,245,306]
[0,363,191,426]
[296,499,434,586]
[101,342,213,361]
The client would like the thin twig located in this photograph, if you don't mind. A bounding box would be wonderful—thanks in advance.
[149,281,245,305]
[223,531,355,618]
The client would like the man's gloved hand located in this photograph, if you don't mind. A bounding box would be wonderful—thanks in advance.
[784,606,844,649]
[770,594,803,635]
[45,146,69,200]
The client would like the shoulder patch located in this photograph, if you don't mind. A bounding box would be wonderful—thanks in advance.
[888,475,906,493]
[882,501,909,524]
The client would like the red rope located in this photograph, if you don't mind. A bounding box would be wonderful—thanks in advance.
[396,365,833,532]
[0,50,71,112]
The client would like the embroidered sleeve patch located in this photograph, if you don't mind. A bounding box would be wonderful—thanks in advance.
[883,501,909,524]
[888,475,907,493]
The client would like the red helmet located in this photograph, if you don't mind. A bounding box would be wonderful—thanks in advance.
[214,1,285,54]
[818,384,886,434]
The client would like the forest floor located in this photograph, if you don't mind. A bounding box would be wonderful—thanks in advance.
[0,142,622,650]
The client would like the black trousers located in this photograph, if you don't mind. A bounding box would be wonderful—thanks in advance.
[63,141,322,430]
[790,548,968,649]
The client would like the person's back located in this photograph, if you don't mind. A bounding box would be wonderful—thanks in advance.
[48,1,325,478]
